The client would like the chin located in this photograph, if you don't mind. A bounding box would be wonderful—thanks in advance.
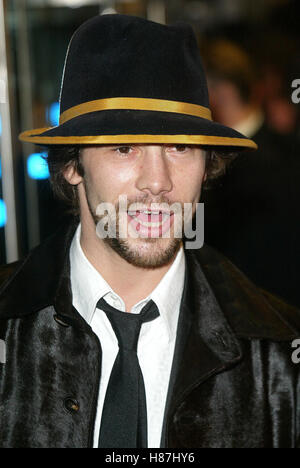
[103,235,182,269]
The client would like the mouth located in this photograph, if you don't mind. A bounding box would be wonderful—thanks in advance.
[127,209,175,237]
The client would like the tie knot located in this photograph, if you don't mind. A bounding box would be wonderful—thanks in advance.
[97,297,159,351]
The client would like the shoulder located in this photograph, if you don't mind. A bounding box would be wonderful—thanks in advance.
[188,244,300,339]
[259,288,300,334]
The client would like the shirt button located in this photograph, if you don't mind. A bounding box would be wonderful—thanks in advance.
[64,397,80,414]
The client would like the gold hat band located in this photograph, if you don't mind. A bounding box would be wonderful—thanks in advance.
[18,130,258,150]
[59,97,213,125]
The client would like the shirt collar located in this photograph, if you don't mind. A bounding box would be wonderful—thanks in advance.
[70,223,186,341]
[149,245,185,340]
[70,224,112,324]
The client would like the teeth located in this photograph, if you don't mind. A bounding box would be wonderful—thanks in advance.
[139,222,161,227]
[128,210,164,215]
[127,210,174,227]
[131,215,170,228]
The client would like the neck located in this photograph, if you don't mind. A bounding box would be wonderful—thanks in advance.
[79,213,177,311]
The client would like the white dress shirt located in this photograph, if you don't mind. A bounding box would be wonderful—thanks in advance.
[69,224,186,448]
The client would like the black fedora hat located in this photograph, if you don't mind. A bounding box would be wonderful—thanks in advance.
[19,14,257,150]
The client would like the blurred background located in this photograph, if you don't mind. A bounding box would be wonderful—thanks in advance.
[0,0,299,306]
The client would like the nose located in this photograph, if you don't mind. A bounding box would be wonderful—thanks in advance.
[135,146,173,197]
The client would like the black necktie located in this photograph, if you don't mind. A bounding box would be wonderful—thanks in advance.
[97,297,160,448]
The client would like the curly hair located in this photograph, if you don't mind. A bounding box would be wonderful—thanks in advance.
[45,145,237,215]
[44,146,84,215]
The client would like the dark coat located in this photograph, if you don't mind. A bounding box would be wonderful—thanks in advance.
[0,222,299,448]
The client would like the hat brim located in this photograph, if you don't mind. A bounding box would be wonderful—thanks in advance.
[19,109,257,150]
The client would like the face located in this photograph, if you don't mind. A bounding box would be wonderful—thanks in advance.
[65,144,206,268]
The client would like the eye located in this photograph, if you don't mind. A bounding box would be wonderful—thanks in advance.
[175,145,188,152]
[166,145,190,153]
[115,146,133,154]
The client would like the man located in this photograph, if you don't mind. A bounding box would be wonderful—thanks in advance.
[0,14,299,448]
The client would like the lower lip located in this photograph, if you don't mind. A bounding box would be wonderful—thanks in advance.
[127,212,174,238]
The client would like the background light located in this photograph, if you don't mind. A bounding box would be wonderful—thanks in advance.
[102,8,117,15]
[50,0,87,6]
[27,153,49,180]
[0,199,7,228]
[46,101,60,126]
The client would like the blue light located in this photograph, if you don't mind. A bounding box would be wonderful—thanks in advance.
[27,153,49,180]
[46,101,60,126]
[0,199,7,228]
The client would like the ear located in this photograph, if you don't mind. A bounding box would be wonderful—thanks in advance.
[63,164,83,186]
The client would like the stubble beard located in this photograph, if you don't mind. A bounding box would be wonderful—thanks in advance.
[83,181,183,269]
